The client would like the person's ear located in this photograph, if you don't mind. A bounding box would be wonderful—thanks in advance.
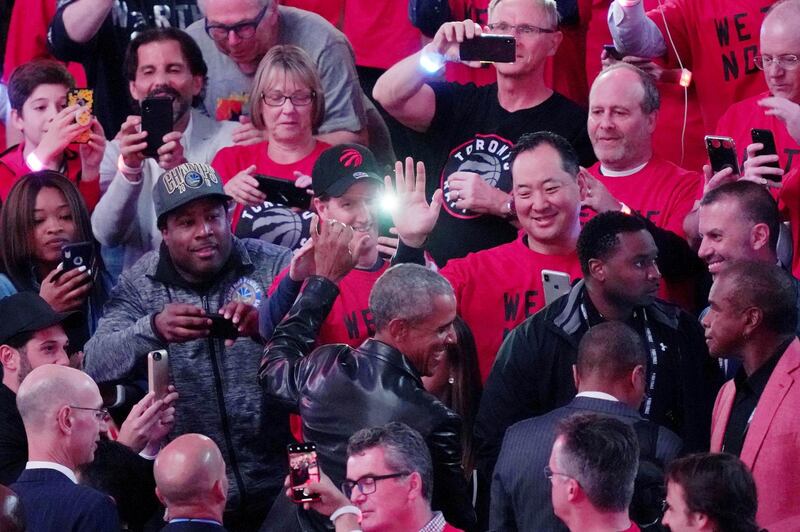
[407,471,423,501]
[566,478,581,502]
[750,223,770,252]
[631,364,646,395]
[547,30,563,56]
[742,306,763,337]
[587,258,606,282]
[211,478,227,503]
[10,108,24,133]
[387,318,410,342]
[645,109,658,134]
[0,345,19,372]
[314,197,327,218]
[572,364,580,389]
[57,405,74,435]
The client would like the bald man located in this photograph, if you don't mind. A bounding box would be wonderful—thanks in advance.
[155,433,228,531]
[10,365,119,531]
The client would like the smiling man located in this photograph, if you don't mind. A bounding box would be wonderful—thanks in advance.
[84,162,291,529]
[259,263,475,531]
[475,211,721,479]
[92,27,236,272]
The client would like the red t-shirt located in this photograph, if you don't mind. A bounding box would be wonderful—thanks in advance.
[0,142,100,211]
[269,261,391,347]
[779,168,800,278]
[647,0,772,133]
[278,0,343,26]
[210,140,329,230]
[344,1,423,70]
[441,234,583,381]
[716,90,800,176]
[585,0,707,170]
[2,0,86,85]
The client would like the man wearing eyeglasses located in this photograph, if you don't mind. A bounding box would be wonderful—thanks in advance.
[184,0,389,159]
[92,27,236,273]
[289,423,465,532]
[9,364,120,531]
[374,0,595,266]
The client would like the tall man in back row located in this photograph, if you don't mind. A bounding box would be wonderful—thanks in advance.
[375,0,595,264]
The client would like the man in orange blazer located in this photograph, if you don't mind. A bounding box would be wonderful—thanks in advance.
[703,261,800,531]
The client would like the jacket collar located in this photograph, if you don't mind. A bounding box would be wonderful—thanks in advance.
[356,339,424,386]
[148,237,254,291]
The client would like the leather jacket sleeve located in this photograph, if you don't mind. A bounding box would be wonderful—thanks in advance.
[257,276,340,409]
[430,411,478,530]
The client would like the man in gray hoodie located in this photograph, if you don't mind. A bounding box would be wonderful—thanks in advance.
[84,162,292,531]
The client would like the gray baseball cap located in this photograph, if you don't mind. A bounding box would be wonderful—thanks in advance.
[154,162,232,224]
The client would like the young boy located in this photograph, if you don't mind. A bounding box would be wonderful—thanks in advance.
[0,60,103,210]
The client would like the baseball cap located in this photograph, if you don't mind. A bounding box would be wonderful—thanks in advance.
[0,292,79,345]
[312,144,383,198]
[154,162,232,224]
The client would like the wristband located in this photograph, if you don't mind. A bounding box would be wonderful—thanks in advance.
[25,152,45,172]
[330,505,362,524]
[117,154,143,175]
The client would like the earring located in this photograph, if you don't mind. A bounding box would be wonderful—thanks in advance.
[447,376,455,384]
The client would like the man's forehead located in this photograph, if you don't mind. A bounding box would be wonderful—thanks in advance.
[205,0,266,22]
[346,447,387,477]
[30,325,68,344]
[137,40,189,68]
[490,0,550,23]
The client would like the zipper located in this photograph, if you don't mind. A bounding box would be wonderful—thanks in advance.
[202,295,248,508]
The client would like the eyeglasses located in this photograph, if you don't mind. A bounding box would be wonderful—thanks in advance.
[543,465,573,482]
[754,54,800,70]
[341,472,411,498]
[205,4,269,42]
[261,90,316,107]
[661,499,670,514]
[69,405,110,422]
[486,22,556,37]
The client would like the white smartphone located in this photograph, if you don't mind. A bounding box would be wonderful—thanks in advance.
[542,270,571,306]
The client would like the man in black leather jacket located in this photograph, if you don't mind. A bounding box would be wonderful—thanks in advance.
[258,220,476,532]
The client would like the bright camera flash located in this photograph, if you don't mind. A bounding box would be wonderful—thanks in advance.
[420,50,444,73]
[380,192,398,214]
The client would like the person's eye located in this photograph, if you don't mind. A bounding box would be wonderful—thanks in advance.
[518,25,535,34]
[545,186,559,194]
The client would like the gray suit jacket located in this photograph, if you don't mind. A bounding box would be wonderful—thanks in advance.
[92,110,236,270]
[489,396,682,532]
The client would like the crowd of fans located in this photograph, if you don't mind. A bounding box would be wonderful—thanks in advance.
[0,0,799,530]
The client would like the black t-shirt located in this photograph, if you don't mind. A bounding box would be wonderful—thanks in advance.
[48,0,201,139]
[419,82,595,265]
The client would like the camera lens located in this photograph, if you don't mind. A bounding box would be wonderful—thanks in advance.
[544,274,550,282]
[153,352,161,361]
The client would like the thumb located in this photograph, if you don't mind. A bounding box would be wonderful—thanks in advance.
[244,164,257,176]
[430,188,444,214]
[239,115,251,124]
[350,231,372,258]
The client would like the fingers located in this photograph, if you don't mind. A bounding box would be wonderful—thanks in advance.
[310,214,321,241]
[350,229,372,258]
[430,188,444,214]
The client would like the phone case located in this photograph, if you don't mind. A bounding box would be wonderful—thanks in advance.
[141,97,174,157]
[61,241,94,271]
[67,89,94,143]
[751,129,781,172]
[705,136,739,174]
[147,350,170,400]
[459,35,516,63]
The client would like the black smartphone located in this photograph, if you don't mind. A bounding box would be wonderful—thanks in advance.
[459,34,516,63]
[141,96,174,158]
[751,128,781,177]
[61,241,94,271]
[705,135,739,174]
[254,174,312,210]
[288,442,320,503]
[603,44,626,61]
[208,315,239,340]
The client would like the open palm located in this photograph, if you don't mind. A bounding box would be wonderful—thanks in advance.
[386,157,443,248]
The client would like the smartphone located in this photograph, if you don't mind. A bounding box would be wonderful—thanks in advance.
[147,350,170,400]
[459,34,516,63]
[705,135,739,174]
[141,96,174,157]
[603,44,625,61]
[208,315,239,340]
[67,88,94,143]
[288,442,320,503]
[751,128,781,177]
[61,241,94,271]
[254,175,312,210]
[542,270,571,306]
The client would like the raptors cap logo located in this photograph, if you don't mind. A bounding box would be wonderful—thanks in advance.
[339,149,363,167]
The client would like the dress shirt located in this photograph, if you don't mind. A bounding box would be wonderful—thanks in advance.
[25,461,78,483]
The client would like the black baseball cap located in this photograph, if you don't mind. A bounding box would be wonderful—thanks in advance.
[154,162,232,225]
[311,144,383,198]
[0,292,79,345]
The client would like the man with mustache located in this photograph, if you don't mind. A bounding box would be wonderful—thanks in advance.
[92,27,236,272]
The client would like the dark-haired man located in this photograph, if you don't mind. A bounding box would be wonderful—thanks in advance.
[476,212,720,478]
[491,322,682,531]
[92,27,235,272]
[704,262,800,529]
[85,162,291,529]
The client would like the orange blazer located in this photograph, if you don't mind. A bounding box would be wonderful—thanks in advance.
[710,338,800,531]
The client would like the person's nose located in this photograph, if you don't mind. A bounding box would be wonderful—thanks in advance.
[647,261,661,281]
[55,348,70,367]
[698,237,713,262]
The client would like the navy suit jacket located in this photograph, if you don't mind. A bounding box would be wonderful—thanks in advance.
[161,521,227,531]
[11,468,120,531]
[489,396,683,532]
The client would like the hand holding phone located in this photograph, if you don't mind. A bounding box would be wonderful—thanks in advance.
[67,89,94,143]
[61,241,94,271]
[459,34,516,63]
[208,315,239,340]
[288,443,321,503]
[254,175,312,210]
[750,128,782,178]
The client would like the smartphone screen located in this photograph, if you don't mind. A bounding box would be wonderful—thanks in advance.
[705,136,739,174]
[208,315,239,339]
[67,89,94,143]
[751,128,781,175]
[141,97,174,157]
[147,350,169,400]
[288,443,320,503]
[459,35,516,63]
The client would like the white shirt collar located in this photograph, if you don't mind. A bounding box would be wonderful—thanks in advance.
[26,461,78,483]
[599,161,649,177]
[575,391,620,402]
[181,113,194,150]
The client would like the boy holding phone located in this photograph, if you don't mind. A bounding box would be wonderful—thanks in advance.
[0,60,104,210]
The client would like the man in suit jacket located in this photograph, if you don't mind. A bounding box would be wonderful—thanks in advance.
[10,364,119,531]
[155,433,228,531]
[704,261,800,530]
[92,27,236,272]
[491,321,682,532]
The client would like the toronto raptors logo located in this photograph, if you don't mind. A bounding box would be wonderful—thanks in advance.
[339,149,363,167]
[441,134,514,219]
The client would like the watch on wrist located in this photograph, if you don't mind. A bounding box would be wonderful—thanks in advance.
[502,195,516,219]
